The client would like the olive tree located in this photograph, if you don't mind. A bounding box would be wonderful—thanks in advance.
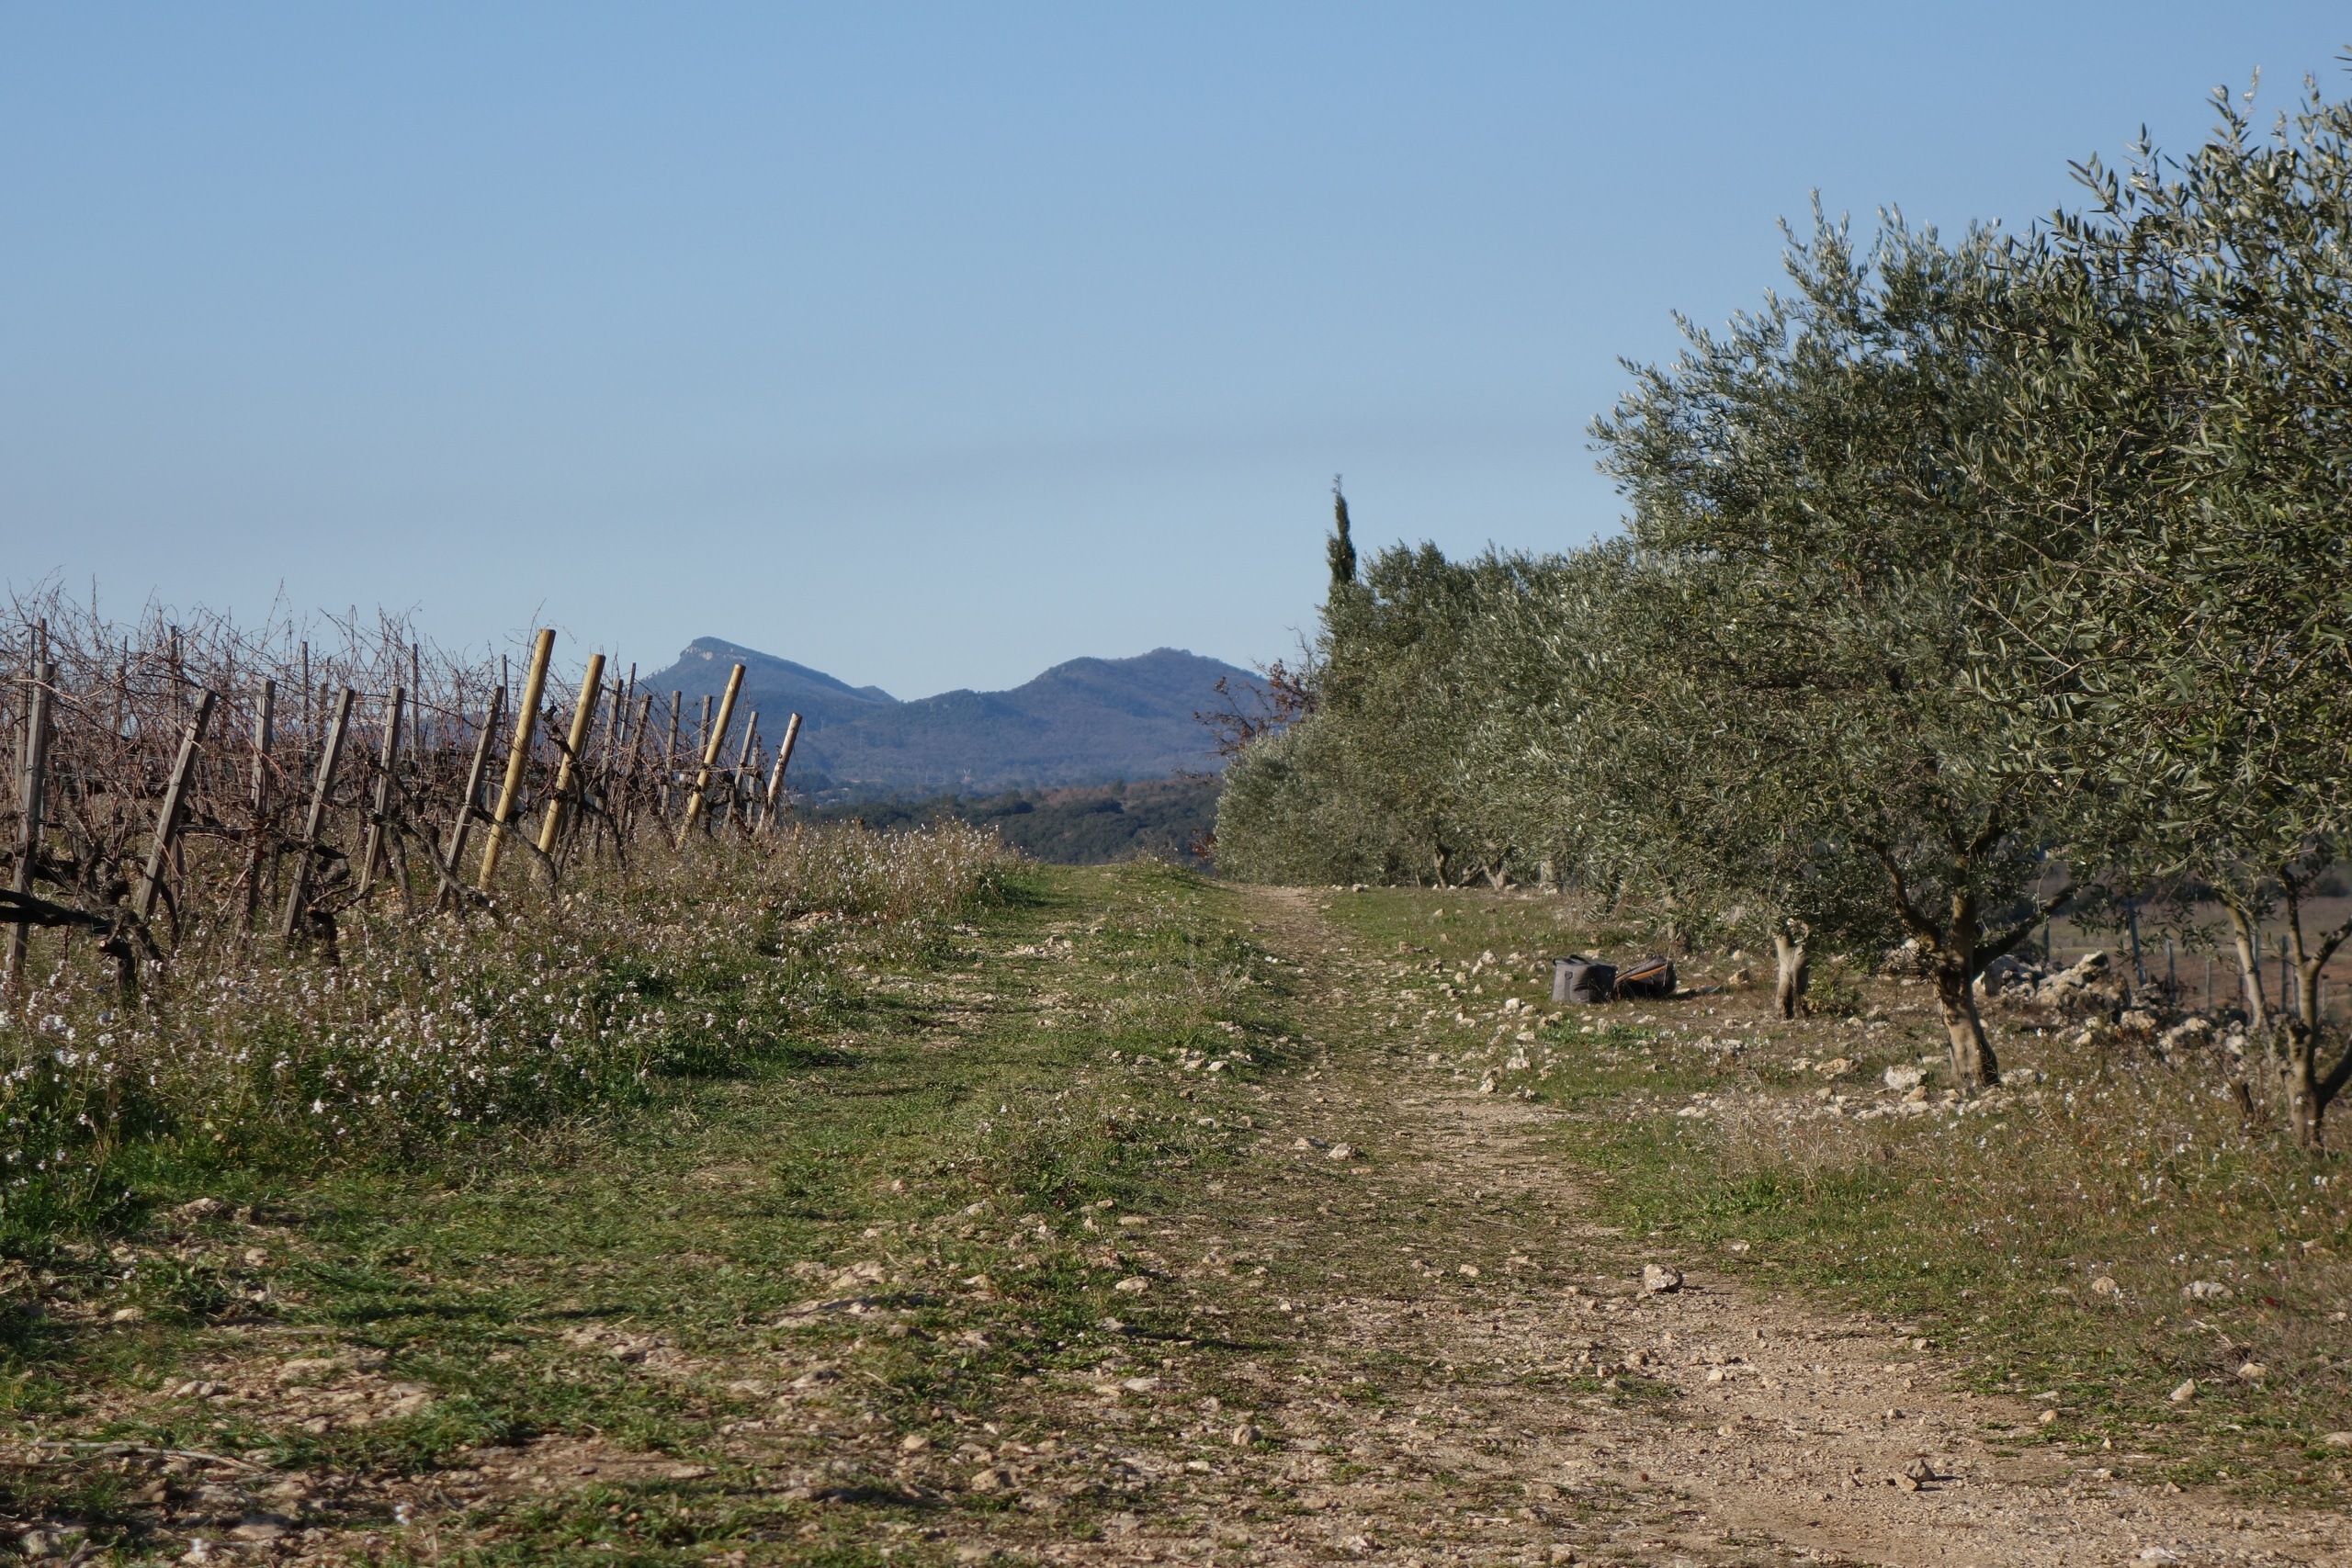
[1218,492,1534,887]
[1470,543,1896,1014]
[1990,81,2352,1144]
[1593,216,2081,1088]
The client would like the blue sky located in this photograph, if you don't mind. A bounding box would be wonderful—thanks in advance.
[3,4,2346,696]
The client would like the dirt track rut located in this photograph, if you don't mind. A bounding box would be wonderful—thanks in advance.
[1103,886,2352,1567]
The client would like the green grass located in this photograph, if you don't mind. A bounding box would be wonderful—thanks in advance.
[0,858,1307,1560]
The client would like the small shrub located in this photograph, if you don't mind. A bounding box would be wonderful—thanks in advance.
[1807,962,1864,1019]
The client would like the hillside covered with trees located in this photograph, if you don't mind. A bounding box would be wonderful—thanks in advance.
[808,776,1216,867]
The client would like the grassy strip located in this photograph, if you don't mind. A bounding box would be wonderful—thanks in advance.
[1316,883,2352,1503]
[0,825,1013,1243]
[0,859,1306,1560]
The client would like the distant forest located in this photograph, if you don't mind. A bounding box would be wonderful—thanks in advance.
[806,776,1216,868]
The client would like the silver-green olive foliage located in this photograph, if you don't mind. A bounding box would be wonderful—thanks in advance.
[1464,541,1897,1021]
[1989,80,2352,1145]
[1216,539,1532,888]
[1591,214,2081,1090]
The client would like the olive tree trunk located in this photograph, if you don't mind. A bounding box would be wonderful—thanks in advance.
[1873,834,2060,1094]
[1879,857,1999,1089]
[2223,901,2268,1028]
[2274,888,2352,1149]
[1931,959,1998,1089]
[2275,1016,2327,1148]
[1770,930,1810,1020]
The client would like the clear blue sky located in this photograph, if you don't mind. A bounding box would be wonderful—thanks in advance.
[3,5,2345,696]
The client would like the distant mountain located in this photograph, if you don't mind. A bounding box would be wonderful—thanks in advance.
[637,639,1256,795]
[648,637,899,733]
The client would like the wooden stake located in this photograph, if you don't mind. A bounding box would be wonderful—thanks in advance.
[279,686,356,942]
[591,675,618,782]
[479,629,555,888]
[4,658,55,996]
[537,652,605,858]
[590,677,616,783]
[131,687,217,925]
[589,666,626,856]
[758,712,803,834]
[356,686,406,896]
[619,691,654,840]
[677,664,745,841]
[720,712,758,832]
[439,683,504,903]
[662,693,682,816]
[240,678,277,933]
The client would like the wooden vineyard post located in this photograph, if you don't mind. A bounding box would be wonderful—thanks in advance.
[661,694,682,818]
[4,656,56,997]
[600,665,629,779]
[240,678,277,933]
[589,665,627,856]
[617,692,653,840]
[537,652,605,862]
[356,686,407,896]
[676,664,745,842]
[130,688,218,926]
[721,713,758,832]
[691,692,713,825]
[438,684,504,907]
[279,686,356,942]
[758,712,803,835]
[478,629,555,888]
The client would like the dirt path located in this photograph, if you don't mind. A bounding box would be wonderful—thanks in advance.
[31,870,2352,1565]
[1132,886,2352,1568]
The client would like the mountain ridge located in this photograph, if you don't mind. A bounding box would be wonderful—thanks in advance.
[639,639,1255,795]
